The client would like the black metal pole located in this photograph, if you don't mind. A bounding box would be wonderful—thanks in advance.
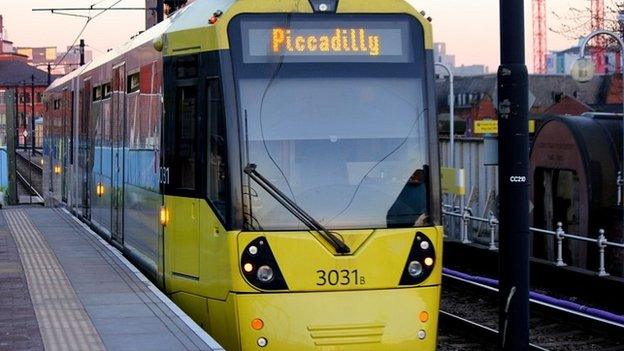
[79,39,85,66]
[22,81,26,149]
[498,0,530,349]
[14,87,18,149]
[8,87,18,205]
[31,74,35,155]
[47,63,52,85]
[156,0,164,23]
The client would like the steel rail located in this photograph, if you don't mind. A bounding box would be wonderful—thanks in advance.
[443,271,624,338]
[15,170,42,201]
[16,151,43,173]
[438,310,549,351]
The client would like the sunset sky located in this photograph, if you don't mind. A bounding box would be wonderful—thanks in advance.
[0,0,604,73]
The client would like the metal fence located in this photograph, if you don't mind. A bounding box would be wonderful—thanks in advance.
[440,137,499,235]
[440,136,624,277]
[443,206,624,277]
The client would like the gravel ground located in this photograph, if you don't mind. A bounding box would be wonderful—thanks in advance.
[438,277,624,351]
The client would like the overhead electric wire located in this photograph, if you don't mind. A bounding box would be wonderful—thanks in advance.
[52,0,124,68]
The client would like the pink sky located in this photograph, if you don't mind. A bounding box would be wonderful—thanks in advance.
[414,0,595,72]
[2,0,596,73]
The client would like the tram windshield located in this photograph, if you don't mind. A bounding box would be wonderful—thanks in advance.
[229,14,431,230]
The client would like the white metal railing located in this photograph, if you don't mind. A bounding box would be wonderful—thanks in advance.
[442,207,624,277]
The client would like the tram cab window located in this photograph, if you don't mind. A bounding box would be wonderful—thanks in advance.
[175,85,198,190]
[177,56,198,79]
[207,78,227,218]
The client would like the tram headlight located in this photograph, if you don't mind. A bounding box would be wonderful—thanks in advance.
[241,237,288,290]
[257,265,274,282]
[399,232,436,286]
[408,261,424,278]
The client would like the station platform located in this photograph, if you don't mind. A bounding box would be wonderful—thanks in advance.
[0,207,224,351]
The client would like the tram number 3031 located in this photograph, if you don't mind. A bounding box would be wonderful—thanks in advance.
[316,269,366,286]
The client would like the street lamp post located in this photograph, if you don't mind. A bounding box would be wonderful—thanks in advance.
[573,30,624,207]
[435,62,455,168]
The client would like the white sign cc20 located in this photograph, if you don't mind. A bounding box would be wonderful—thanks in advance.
[509,176,527,183]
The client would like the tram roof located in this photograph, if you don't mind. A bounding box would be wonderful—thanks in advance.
[45,1,204,91]
[47,0,428,91]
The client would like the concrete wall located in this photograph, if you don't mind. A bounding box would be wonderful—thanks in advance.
[440,137,499,242]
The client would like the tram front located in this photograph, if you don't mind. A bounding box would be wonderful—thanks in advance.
[226,8,442,351]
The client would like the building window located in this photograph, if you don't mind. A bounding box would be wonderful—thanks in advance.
[93,86,102,101]
[127,73,140,93]
[103,83,112,99]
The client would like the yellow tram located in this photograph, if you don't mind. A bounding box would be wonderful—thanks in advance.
[44,0,442,349]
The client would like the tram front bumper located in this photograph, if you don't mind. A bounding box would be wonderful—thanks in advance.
[235,286,440,350]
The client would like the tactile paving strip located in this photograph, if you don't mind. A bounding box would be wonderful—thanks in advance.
[5,209,106,351]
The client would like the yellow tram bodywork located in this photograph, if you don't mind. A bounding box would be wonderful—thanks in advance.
[161,0,442,350]
[166,197,443,350]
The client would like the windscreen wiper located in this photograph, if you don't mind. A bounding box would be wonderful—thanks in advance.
[244,164,351,254]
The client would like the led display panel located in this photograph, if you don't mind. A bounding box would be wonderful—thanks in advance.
[240,17,414,63]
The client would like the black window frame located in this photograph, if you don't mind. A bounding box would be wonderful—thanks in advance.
[206,76,228,222]
[163,52,232,227]
[93,86,102,101]
[127,72,140,93]
[103,83,112,99]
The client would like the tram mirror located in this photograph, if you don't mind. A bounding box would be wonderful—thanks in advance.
[571,57,595,83]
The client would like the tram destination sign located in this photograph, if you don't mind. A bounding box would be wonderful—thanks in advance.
[242,19,414,63]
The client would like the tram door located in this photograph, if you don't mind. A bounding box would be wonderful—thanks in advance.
[61,89,72,203]
[111,64,126,245]
[163,56,201,279]
[79,79,92,218]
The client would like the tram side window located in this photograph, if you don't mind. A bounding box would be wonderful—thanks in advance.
[207,78,227,218]
[175,86,197,190]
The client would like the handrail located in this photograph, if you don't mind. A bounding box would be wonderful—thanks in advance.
[442,207,623,276]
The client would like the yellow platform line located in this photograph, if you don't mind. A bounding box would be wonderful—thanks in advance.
[5,209,106,351]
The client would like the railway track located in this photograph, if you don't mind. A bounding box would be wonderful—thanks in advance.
[15,149,43,202]
[437,271,624,350]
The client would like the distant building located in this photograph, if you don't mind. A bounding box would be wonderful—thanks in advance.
[433,42,455,68]
[0,13,56,147]
[454,64,489,77]
[55,45,93,74]
[145,0,193,29]
[1,13,87,75]
[433,42,489,77]
[0,14,21,61]
[0,61,49,147]
[15,47,57,66]
[547,39,621,75]
[435,74,624,136]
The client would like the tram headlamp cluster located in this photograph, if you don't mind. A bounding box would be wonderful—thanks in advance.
[241,237,288,290]
[399,232,436,286]
[257,265,274,283]
[408,260,424,278]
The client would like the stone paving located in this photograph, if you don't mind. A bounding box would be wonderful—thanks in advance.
[0,208,223,351]
[0,213,44,351]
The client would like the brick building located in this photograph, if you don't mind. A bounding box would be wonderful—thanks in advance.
[0,13,53,147]
[0,61,49,147]
[436,74,624,137]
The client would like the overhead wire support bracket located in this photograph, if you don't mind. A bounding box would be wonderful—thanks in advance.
[47,11,92,19]
[33,7,146,12]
